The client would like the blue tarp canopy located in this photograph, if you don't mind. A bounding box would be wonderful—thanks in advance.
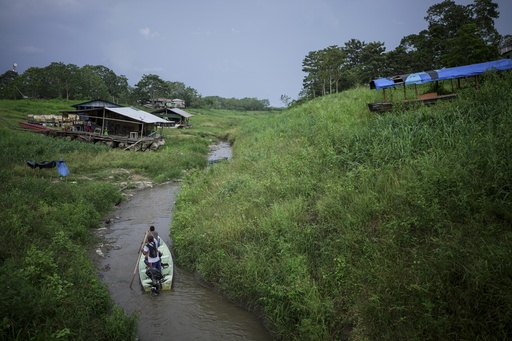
[370,59,512,90]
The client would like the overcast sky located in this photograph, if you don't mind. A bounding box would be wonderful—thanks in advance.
[0,0,511,107]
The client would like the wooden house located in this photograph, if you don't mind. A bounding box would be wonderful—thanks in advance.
[501,46,512,59]
[62,99,168,137]
[148,98,173,108]
[151,107,193,128]
[171,99,186,108]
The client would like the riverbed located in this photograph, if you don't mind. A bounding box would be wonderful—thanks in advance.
[94,143,271,340]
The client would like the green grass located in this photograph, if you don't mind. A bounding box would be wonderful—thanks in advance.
[172,71,512,340]
[2,72,511,340]
[0,101,264,340]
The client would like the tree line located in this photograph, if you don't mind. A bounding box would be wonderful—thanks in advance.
[2,0,510,110]
[298,0,512,103]
[0,64,271,111]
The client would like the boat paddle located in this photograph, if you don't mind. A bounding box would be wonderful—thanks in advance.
[129,231,148,289]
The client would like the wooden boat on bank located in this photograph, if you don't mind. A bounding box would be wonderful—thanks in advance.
[138,237,173,293]
[368,59,512,113]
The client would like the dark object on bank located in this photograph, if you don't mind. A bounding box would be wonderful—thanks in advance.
[26,158,70,177]
[26,160,56,169]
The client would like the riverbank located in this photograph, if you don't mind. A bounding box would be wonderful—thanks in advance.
[171,74,512,340]
[1,102,267,340]
[94,182,271,341]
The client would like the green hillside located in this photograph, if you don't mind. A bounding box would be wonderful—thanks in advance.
[172,72,512,340]
[0,71,510,340]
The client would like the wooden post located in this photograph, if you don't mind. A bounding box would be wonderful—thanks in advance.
[101,107,105,135]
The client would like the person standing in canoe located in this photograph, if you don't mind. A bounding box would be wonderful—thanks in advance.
[148,225,159,246]
[143,235,161,272]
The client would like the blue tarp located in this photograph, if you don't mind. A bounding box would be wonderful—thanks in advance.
[56,158,70,177]
[370,59,512,90]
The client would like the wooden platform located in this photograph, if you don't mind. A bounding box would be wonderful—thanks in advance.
[368,93,457,113]
[18,122,165,151]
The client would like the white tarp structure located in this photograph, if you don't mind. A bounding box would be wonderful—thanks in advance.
[107,107,168,124]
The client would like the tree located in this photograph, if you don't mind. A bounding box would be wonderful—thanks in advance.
[341,39,386,86]
[77,66,110,100]
[0,70,19,99]
[82,65,130,102]
[301,40,387,99]
[397,30,437,71]
[343,39,365,68]
[424,0,500,68]
[43,62,81,100]
[322,45,346,93]
[133,74,167,104]
[280,94,291,107]
[441,23,498,66]
[165,81,202,108]
[383,46,416,76]
[469,0,500,46]
[424,1,468,67]
[302,50,323,99]
[301,46,348,99]
[358,41,386,83]
[17,67,47,98]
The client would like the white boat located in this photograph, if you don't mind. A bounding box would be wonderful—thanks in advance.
[138,237,173,293]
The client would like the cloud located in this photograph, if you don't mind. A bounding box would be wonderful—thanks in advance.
[392,18,406,26]
[140,66,164,73]
[18,45,44,54]
[190,28,216,36]
[139,27,160,39]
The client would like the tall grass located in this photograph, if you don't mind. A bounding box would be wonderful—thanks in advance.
[0,101,267,340]
[172,72,512,340]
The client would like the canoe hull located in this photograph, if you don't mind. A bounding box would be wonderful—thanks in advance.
[138,238,173,292]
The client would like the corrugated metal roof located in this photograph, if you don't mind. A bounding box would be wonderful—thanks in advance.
[107,107,169,123]
[72,99,120,108]
[151,107,193,118]
[167,108,193,118]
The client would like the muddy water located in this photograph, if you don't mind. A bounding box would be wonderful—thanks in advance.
[208,141,233,162]
[95,143,271,341]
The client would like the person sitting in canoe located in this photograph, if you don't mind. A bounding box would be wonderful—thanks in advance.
[142,235,161,272]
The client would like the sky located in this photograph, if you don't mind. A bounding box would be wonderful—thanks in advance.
[0,0,511,107]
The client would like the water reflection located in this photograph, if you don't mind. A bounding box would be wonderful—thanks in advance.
[208,141,232,164]
[95,142,271,341]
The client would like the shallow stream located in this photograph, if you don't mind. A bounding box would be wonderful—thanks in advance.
[94,143,271,340]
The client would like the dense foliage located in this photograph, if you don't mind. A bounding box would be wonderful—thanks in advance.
[0,131,137,340]
[0,100,262,339]
[299,0,510,102]
[0,66,274,111]
[172,71,512,340]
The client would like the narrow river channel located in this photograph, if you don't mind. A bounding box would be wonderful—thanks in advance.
[94,143,272,341]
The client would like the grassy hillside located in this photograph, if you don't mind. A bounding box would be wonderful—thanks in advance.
[172,72,512,340]
[0,101,274,340]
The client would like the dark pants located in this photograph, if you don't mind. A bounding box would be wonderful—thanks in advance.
[145,259,161,272]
